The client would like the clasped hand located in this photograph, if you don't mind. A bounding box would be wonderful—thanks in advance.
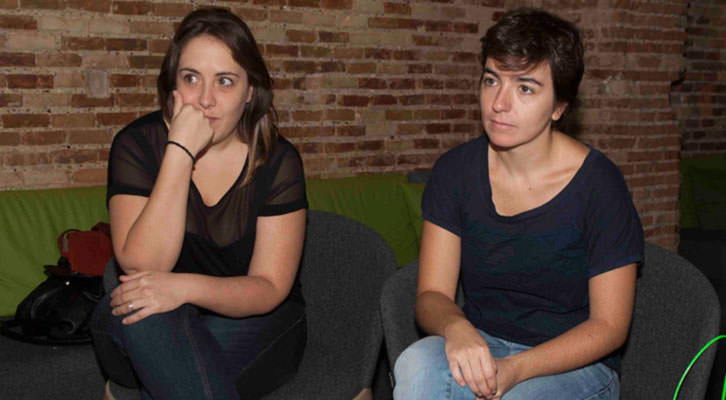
[445,321,521,400]
[110,271,186,325]
[166,90,214,158]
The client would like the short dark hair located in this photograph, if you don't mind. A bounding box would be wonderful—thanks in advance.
[480,8,584,125]
[157,7,277,185]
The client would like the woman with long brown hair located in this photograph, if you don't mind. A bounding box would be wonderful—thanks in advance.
[91,8,307,399]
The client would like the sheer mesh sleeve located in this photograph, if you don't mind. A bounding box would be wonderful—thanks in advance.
[107,114,165,204]
[259,138,308,216]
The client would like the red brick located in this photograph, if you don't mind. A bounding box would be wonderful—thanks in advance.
[357,140,384,151]
[339,95,370,107]
[72,168,107,184]
[3,113,50,128]
[110,74,139,87]
[408,64,432,74]
[112,1,151,15]
[372,95,397,106]
[292,110,323,121]
[301,46,332,58]
[425,124,450,134]
[129,55,164,69]
[0,93,22,107]
[365,48,391,60]
[388,79,415,90]
[0,15,37,29]
[321,0,351,9]
[106,38,147,51]
[415,138,440,149]
[5,152,51,166]
[0,52,34,67]
[52,113,96,127]
[20,130,65,145]
[22,0,64,9]
[62,36,105,50]
[399,95,424,106]
[279,126,334,138]
[115,93,156,107]
[37,54,81,67]
[425,20,453,32]
[6,74,53,89]
[286,30,316,43]
[384,2,411,14]
[386,110,412,120]
[67,0,111,12]
[96,112,137,126]
[149,3,192,17]
[72,95,114,108]
[346,62,376,74]
[325,109,355,120]
[319,31,348,43]
[266,45,298,57]
[290,0,320,6]
[336,126,365,136]
[334,48,364,59]
[68,129,113,144]
[397,124,424,135]
[0,132,20,146]
[359,78,387,90]
[284,61,317,73]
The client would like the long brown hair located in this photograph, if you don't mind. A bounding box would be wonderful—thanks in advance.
[157,7,277,185]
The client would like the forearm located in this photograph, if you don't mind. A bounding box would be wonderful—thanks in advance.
[115,148,193,273]
[182,273,287,318]
[506,317,628,382]
[416,290,475,338]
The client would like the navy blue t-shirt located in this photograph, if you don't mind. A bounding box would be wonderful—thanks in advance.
[422,135,644,372]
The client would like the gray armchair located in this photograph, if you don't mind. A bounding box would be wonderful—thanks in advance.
[106,209,397,399]
[381,243,721,399]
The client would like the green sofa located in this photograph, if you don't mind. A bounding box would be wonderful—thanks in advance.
[0,173,426,317]
[0,173,426,400]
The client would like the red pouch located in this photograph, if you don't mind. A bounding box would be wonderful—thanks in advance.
[56,222,113,276]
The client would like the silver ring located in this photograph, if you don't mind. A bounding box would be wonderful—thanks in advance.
[128,302,134,311]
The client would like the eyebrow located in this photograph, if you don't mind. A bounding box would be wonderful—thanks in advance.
[178,67,240,78]
[484,67,543,87]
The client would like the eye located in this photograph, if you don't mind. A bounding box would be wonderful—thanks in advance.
[519,85,534,94]
[482,76,497,88]
[181,73,198,84]
[219,76,234,87]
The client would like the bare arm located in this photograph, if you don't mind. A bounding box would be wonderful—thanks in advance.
[494,263,637,397]
[111,209,306,321]
[110,92,213,274]
[416,221,498,398]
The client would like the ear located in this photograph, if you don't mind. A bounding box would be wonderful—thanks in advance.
[246,86,254,104]
[552,101,568,121]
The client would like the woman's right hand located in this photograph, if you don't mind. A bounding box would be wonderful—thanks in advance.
[444,318,498,399]
[167,90,214,157]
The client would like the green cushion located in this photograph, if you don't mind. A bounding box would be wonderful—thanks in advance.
[306,174,419,267]
[0,186,108,316]
[681,158,726,229]
[400,182,425,245]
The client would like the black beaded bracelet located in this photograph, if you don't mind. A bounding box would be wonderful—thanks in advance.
[166,140,195,163]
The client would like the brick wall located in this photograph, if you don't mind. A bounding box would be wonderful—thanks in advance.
[0,0,694,248]
[673,0,726,159]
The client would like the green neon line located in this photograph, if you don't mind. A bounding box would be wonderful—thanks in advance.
[673,335,726,400]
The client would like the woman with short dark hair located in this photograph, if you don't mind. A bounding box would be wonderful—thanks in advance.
[91,8,307,400]
[393,8,643,400]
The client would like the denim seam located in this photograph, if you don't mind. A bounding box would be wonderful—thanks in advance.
[582,372,616,400]
[237,313,305,374]
[184,309,215,400]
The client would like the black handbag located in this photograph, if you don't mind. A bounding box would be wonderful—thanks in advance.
[0,262,105,345]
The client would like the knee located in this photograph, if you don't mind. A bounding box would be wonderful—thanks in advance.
[393,336,449,396]
[117,304,196,346]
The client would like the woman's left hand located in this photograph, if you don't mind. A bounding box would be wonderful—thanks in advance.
[110,271,188,325]
[491,357,522,399]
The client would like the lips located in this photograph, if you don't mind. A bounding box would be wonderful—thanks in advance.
[489,119,515,129]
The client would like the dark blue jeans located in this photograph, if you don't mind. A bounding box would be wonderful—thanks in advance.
[90,270,306,400]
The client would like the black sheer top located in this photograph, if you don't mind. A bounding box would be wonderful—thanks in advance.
[107,111,307,303]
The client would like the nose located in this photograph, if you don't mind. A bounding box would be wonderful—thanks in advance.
[491,86,511,113]
[199,82,215,109]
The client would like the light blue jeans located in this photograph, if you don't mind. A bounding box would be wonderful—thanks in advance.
[393,330,619,400]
